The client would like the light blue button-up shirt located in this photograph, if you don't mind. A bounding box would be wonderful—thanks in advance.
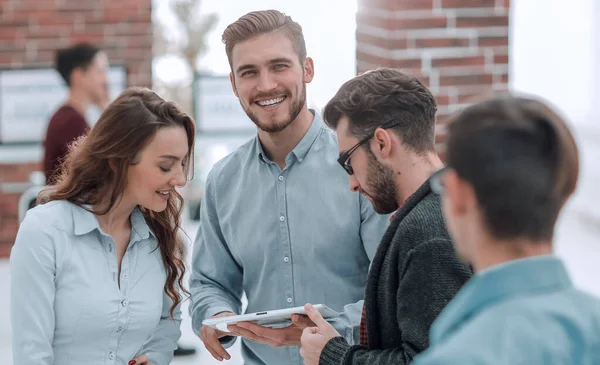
[189,111,390,365]
[10,200,181,365]
[412,255,600,364]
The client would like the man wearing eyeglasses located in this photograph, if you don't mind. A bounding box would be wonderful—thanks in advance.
[298,68,472,365]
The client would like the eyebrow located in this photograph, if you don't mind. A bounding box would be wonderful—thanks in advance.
[235,58,294,75]
[158,155,182,161]
[269,57,294,65]
[235,64,255,75]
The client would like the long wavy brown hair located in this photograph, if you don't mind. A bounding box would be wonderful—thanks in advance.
[39,87,195,317]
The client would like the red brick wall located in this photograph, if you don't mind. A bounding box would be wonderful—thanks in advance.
[356,0,510,154]
[0,0,153,256]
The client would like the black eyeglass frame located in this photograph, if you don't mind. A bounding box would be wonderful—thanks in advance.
[337,119,400,175]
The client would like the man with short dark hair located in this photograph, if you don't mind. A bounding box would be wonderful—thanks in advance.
[43,43,108,185]
[299,68,472,365]
[410,95,600,364]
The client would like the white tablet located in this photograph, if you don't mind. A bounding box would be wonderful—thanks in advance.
[202,304,340,331]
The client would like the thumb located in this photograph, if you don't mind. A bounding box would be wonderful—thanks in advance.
[304,303,329,329]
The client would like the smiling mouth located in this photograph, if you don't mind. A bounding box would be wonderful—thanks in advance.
[156,190,170,196]
[255,96,286,107]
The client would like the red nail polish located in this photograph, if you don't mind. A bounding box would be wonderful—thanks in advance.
[129,361,136,365]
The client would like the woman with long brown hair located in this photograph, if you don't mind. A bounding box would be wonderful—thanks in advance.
[10,87,195,365]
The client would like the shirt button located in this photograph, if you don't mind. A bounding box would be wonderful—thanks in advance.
[108,352,115,360]
[122,273,128,279]
[122,300,129,307]
[287,297,293,303]
[283,256,289,262]
[117,326,123,332]
[278,175,284,181]
[279,216,285,222]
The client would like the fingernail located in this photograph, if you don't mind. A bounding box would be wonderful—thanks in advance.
[129,361,136,365]
[225,355,231,360]
[217,357,223,361]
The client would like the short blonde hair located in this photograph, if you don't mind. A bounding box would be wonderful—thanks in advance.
[222,9,307,68]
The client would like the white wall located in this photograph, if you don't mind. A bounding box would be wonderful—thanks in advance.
[510,0,600,296]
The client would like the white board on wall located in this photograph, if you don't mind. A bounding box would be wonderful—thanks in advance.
[0,66,127,144]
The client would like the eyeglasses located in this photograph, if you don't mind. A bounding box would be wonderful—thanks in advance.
[429,166,450,195]
[337,119,400,175]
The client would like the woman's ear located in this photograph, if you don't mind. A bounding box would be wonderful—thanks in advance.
[108,159,118,173]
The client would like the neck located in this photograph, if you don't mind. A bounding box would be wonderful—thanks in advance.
[257,107,314,168]
[471,233,553,273]
[65,89,91,118]
[393,150,444,206]
[94,199,135,235]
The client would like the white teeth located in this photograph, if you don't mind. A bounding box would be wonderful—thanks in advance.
[157,191,169,195]
[257,97,285,106]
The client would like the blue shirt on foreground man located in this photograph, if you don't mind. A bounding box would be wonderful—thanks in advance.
[413,95,600,364]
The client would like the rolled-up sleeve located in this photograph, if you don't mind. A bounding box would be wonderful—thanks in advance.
[10,216,57,365]
[141,290,182,365]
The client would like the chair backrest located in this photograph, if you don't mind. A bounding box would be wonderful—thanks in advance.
[18,186,45,223]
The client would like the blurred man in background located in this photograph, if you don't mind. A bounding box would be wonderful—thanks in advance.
[43,43,109,185]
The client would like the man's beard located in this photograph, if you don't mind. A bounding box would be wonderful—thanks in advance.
[242,84,306,133]
[361,148,400,215]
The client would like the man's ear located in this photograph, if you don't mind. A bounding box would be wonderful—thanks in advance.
[444,170,476,217]
[371,128,393,159]
[69,67,85,87]
[303,57,314,84]
[229,72,238,97]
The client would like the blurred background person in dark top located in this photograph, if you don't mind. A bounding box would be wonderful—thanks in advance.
[43,43,109,186]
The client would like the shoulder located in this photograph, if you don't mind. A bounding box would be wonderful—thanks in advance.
[12,201,78,265]
[48,106,86,126]
[395,192,449,249]
[22,200,77,234]
[415,309,542,365]
[205,137,255,185]
[312,123,340,151]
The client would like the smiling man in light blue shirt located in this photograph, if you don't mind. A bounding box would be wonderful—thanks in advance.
[413,95,600,364]
[188,10,389,365]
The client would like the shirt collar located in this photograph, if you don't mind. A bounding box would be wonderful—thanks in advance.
[255,109,323,163]
[431,255,572,344]
[72,203,154,241]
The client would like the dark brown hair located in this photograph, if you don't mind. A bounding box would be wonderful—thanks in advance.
[39,87,195,317]
[55,43,101,86]
[323,68,438,154]
[446,94,579,241]
[222,9,307,67]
